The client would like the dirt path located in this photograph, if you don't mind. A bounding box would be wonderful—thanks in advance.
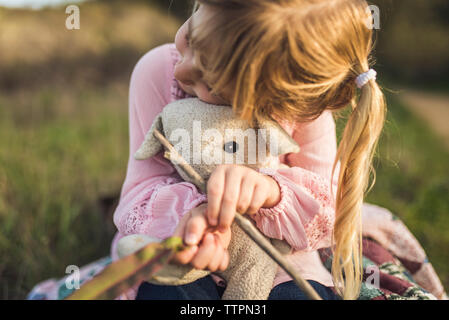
[399,90,449,150]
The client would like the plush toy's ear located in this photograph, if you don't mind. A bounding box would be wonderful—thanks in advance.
[134,114,164,160]
[258,120,300,156]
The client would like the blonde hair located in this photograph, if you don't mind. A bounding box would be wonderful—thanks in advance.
[190,0,386,299]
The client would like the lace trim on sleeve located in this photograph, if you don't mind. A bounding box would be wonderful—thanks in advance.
[118,178,178,236]
[294,171,335,250]
[256,167,335,250]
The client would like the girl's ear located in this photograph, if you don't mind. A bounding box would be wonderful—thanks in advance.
[134,114,164,160]
[258,120,300,156]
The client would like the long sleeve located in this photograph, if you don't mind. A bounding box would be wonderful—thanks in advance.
[251,111,339,251]
[112,44,206,246]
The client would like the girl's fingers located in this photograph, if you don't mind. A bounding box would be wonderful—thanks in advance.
[218,250,229,271]
[206,234,224,272]
[218,169,242,232]
[184,207,208,246]
[216,227,231,250]
[206,166,226,227]
[172,245,198,265]
[248,183,268,214]
[172,211,190,239]
[236,177,255,214]
[190,233,216,270]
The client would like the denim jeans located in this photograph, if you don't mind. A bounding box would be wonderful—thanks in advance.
[136,275,339,300]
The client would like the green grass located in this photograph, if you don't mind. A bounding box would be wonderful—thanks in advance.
[0,83,129,299]
[0,0,180,299]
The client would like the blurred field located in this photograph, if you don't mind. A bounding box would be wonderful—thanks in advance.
[399,91,449,150]
[372,0,449,85]
[0,0,180,299]
[0,0,448,299]
[0,0,180,90]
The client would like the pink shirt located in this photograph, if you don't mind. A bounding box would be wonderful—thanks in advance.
[111,43,337,293]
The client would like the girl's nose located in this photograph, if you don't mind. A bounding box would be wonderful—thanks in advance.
[174,55,203,86]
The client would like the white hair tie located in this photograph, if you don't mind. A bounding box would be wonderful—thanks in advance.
[355,69,377,88]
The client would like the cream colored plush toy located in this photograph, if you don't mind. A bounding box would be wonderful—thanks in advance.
[117,98,300,299]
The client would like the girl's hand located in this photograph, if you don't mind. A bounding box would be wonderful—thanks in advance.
[206,164,281,232]
[172,203,230,272]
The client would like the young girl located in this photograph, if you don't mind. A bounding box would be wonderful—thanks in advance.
[111,0,385,300]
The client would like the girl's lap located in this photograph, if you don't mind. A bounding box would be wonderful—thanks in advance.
[135,276,339,300]
[135,276,225,300]
[268,280,339,300]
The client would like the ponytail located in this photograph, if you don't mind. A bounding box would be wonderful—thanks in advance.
[331,69,386,300]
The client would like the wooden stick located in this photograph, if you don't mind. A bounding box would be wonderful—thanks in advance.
[154,129,322,300]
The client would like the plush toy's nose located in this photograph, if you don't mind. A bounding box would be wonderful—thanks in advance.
[223,141,239,154]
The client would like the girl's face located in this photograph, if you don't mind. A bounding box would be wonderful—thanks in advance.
[174,5,230,105]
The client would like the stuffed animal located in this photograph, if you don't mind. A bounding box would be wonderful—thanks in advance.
[117,98,300,299]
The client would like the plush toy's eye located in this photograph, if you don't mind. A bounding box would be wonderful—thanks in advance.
[223,141,239,153]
